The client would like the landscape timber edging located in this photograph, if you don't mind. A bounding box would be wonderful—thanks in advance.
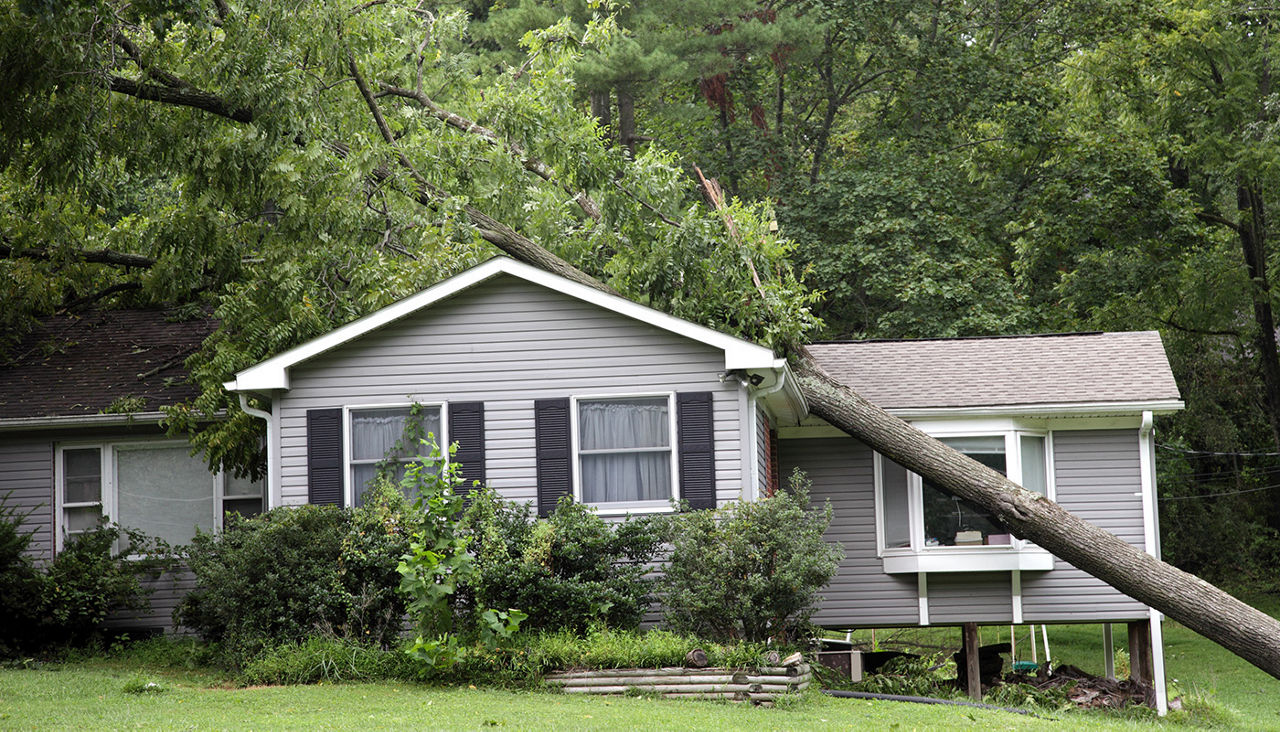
[544,662,812,703]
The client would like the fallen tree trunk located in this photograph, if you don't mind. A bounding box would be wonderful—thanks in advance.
[794,349,1280,680]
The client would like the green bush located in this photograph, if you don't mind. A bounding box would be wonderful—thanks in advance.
[178,486,413,666]
[0,500,169,656]
[660,469,843,643]
[464,489,663,633]
[0,501,44,656]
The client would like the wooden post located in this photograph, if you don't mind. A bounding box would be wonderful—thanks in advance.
[1128,619,1154,684]
[1103,623,1115,680]
[963,622,982,701]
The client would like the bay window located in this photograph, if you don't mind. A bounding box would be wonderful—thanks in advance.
[876,430,1053,572]
[56,441,264,550]
[574,395,676,511]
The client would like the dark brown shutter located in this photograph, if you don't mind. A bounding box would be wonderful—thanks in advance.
[535,398,572,517]
[306,408,344,506]
[677,392,717,510]
[449,401,486,492]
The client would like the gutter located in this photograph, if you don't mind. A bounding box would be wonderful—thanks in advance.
[0,412,170,432]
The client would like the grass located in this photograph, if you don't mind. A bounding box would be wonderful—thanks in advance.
[2,599,1278,731]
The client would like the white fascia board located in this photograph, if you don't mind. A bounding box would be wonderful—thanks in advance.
[883,549,1055,574]
[885,399,1185,419]
[226,257,778,392]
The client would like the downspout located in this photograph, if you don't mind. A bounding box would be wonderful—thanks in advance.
[1138,409,1168,715]
[238,393,279,510]
[750,368,790,501]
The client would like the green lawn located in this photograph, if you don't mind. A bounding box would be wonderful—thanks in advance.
[2,604,1278,731]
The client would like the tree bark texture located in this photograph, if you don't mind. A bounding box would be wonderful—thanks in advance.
[794,350,1280,680]
[617,87,636,158]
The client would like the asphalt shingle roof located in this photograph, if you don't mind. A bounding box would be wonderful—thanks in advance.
[806,331,1181,410]
[0,309,216,420]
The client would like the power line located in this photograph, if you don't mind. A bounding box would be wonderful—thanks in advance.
[1159,483,1280,501]
[1158,443,1280,458]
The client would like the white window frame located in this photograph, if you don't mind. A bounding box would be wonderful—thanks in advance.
[54,438,263,552]
[342,401,448,507]
[571,392,679,516]
[874,423,1055,573]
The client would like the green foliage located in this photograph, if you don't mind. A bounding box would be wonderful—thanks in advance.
[661,469,842,643]
[0,501,170,656]
[395,443,486,670]
[121,676,167,695]
[464,489,663,634]
[240,636,420,686]
[178,493,412,667]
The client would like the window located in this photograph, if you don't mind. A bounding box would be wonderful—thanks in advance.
[56,441,264,550]
[347,405,443,506]
[875,430,1053,573]
[574,395,676,511]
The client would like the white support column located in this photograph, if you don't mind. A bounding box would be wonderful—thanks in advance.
[1011,570,1023,625]
[1103,623,1115,680]
[918,572,930,626]
[1150,610,1169,715]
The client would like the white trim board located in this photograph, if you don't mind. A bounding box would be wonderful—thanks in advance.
[225,257,779,392]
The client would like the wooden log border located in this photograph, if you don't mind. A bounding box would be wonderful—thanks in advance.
[545,663,812,703]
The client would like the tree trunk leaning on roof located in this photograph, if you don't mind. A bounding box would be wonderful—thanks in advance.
[98,40,1280,682]
[343,51,1280,679]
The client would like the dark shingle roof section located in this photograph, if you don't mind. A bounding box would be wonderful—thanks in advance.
[0,310,216,420]
[807,331,1181,410]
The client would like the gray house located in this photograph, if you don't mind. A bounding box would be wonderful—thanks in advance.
[5,257,1182,710]
[0,309,264,629]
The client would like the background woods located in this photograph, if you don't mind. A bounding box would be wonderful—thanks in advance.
[3,0,1280,612]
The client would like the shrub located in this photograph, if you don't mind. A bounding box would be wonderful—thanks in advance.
[0,499,169,656]
[40,525,169,649]
[0,501,44,656]
[464,489,664,633]
[178,485,413,666]
[661,468,843,643]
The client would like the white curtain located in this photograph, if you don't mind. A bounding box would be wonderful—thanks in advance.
[579,398,671,503]
[351,407,441,506]
[1020,435,1047,495]
[351,407,440,461]
[115,445,215,545]
[881,458,911,548]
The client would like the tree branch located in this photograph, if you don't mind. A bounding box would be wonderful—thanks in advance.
[1197,210,1243,234]
[346,54,612,291]
[106,75,254,123]
[1,241,157,269]
[378,83,602,221]
[58,281,143,312]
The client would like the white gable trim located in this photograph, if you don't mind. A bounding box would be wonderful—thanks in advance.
[224,257,778,392]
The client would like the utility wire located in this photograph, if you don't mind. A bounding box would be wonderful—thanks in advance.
[1158,443,1280,457]
[1159,483,1280,501]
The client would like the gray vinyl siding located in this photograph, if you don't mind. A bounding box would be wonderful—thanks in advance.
[278,275,746,507]
[779,437,920,627]
[783,429,1151,628]
[107,569,196,633]
[756,405,769,498]
[1022,429,1149,622]
[0,439,54,561]
[928,573,1012,624]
